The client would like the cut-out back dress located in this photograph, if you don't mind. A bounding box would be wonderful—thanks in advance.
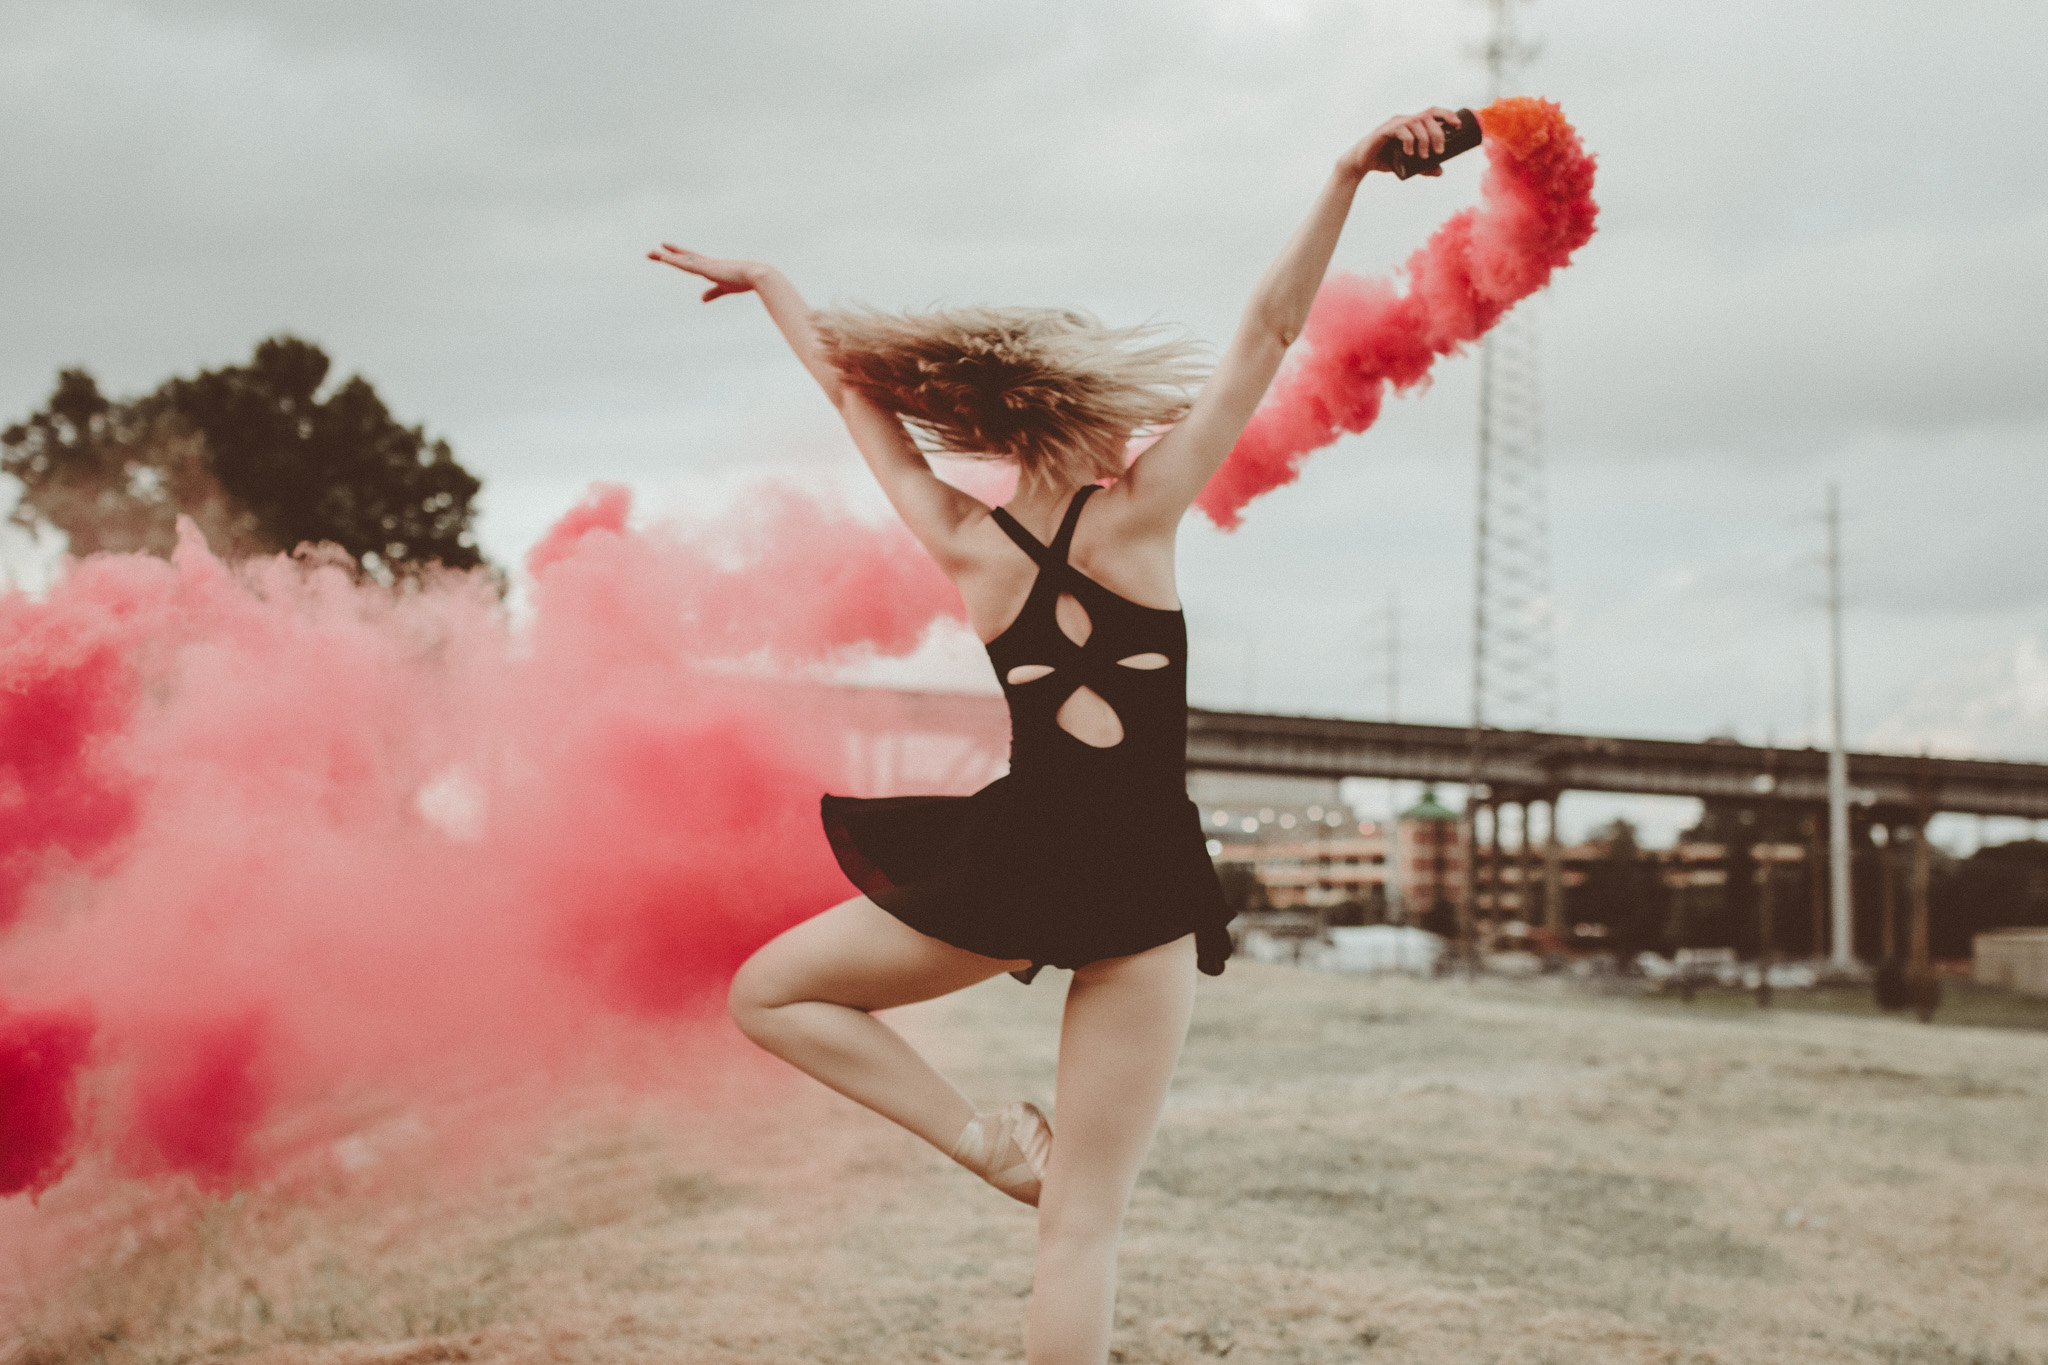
[821,484,1234,981]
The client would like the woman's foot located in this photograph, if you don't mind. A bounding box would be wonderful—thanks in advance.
[951,1101,1053,1207]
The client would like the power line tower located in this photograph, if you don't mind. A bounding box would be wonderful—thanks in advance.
[1461,0,1556,960]
[1470,0,1555,734]
[1471,310,1556,730]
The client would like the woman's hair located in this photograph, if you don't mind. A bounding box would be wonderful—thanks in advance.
[814,305,1209,488]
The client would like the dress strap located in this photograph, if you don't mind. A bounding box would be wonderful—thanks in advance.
[988,507,1053,566]
[1047,485,1100,564]
[989,484,1100,567]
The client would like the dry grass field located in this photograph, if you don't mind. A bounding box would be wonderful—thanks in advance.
[7,965,2046,1365]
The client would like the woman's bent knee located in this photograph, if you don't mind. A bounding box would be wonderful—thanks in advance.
[726,953,782,1039]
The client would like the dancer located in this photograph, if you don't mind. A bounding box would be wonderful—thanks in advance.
[652,106,1466,1365]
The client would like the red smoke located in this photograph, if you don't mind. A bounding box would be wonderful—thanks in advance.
[0,600,139,931]
[1196,96,1600,529]
[0,1001,93,1198]
[0,486,964,1201]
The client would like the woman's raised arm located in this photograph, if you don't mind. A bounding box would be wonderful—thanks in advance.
[648,246,989,570]
[1116,108,1464,533]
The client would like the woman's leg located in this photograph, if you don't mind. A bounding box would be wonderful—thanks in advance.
[727,895,1031,1153]
[1026,934,1197,1365]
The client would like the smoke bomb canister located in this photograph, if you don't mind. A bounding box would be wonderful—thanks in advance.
[1378,108,1482,179]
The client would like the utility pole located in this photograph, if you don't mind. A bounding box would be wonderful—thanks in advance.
[1375,589,1404,923]
[1825,483,1854,967]
[1386,588,1400,722]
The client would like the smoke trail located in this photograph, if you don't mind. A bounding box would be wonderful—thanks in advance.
[0,485,964,1199]
[1195,97,1600,530]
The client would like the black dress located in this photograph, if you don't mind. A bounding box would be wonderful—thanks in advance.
[821,484,1234,982]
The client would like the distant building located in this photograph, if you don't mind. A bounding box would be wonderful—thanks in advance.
[1209,830,1388,914]
[1396,787,1465,926]
[1203,786,1484,926]
[1200,795,1380,911]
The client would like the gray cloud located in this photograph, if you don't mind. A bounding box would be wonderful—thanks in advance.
[4,0,2046,767]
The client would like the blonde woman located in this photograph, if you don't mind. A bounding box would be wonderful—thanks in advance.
[653,107,1464,1365]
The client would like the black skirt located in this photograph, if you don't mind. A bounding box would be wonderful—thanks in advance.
[822,775,1233,982]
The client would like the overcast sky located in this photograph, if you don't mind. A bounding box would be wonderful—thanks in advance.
[5,0,2045,841]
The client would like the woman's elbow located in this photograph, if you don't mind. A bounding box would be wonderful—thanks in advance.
[1233,315,1297,367]
[1242,301,1302,353]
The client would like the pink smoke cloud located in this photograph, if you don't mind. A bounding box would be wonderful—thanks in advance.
[1196,96,1600,529]
[0,485,965,1200]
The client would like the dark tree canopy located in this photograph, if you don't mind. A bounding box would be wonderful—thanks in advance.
[3,336,488,577]
[1931,838,2048,958]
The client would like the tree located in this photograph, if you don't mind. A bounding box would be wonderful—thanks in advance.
[0,369,257,560]
[4,337,487,577]
[1931,838,2048,959]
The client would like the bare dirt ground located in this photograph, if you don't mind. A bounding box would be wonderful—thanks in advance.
[8,965,2047,1365]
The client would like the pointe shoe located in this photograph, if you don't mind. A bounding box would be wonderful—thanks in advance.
[950,1101,1053,1207]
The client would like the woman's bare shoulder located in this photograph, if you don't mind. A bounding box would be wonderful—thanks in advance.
[1070,483,1181,610]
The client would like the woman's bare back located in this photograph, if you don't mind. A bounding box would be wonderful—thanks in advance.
[957,481,1181,645]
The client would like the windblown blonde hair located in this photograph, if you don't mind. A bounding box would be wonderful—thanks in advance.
[814,305,1209,488]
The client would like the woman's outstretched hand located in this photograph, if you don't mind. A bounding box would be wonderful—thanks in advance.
[647,244,761,301]
[1340,108,1463,180]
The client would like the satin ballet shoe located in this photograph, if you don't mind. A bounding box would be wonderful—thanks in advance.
[950,1101,1053,1207]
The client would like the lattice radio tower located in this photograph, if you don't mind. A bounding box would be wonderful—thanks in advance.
[1458,0,1557,961]
[1469,0,1556,735]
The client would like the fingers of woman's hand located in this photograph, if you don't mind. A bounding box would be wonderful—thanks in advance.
[1424,113,1446,155]
[649,244,709,274]
[1402,114,1442,157]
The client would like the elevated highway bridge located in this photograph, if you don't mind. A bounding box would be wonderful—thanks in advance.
[1180,708,2048,963]
[1184,709,2048,822]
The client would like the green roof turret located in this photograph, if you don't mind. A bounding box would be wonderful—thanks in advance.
[1400,786,1461,822]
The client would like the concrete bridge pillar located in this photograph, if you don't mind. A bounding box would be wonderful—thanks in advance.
[1755,839,1779,1007]
[1484,800,1504,934]
[1542,796,1566,939]
[1909,818,1932,976]
[1876,823,1899,963]
[1513,800,1534,925]
[1806,813,1828,959]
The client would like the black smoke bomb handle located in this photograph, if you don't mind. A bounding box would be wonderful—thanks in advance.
[1376,108,1483,180]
